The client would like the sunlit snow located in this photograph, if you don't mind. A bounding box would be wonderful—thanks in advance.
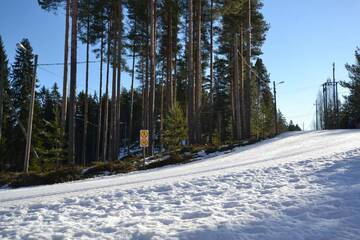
[1,130,360,239]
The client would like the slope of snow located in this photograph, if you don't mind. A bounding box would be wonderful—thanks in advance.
[0,130,360,239]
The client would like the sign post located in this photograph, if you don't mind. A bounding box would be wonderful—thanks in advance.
[140,130,149,167]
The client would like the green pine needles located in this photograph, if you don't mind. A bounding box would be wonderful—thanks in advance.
[162,103,188,151]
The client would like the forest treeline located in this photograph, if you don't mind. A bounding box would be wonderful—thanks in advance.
[0,0,301,173]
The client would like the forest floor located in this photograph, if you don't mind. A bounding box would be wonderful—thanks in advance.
[0,130,360,239]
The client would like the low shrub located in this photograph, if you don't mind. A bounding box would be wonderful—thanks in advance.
[205,146,219,154]
[218,144,235,152]
[145,152,186,170]
[10,173,44,188]
[10,167,82,188]
[83,161,138,177]
[180,146,194,154]
[0,172,16,187]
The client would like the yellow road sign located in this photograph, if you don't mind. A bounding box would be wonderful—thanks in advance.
[140,130,149,148]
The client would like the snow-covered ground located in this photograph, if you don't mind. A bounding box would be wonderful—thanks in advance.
[1,130,360,239]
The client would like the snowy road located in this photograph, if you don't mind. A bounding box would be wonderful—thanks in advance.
[1,130,360,239]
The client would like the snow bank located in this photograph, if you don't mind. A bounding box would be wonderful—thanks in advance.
[0,130,360,239]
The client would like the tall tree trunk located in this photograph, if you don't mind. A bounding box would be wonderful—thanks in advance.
[149,0,156,155]
[103,21,111,162]
[244,0,252,138]
[61,0,70,129]
[110,6,118,161]
[0,58,4,143]
[209,0,214,143]
[116,0,122,154]
[68,0,78,164]
[141,55,146,129]
[129,25,136,144]
[240,24,245,138]
[234,33,241,140]
[167,7,174,110]
[160,73,164,152]
[187,0,195,144]
[143,1,150,155]
[145,44,149,132]
[230,51,236,138]
[95,27,104,162]
[173,53,177,105]
[194,0,202,143]
[82,1,90,166]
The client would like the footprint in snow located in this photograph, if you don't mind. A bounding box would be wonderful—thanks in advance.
[222,201,239,209]
[294,184,307,190]
[181,210,212,220]
[281,200,298,207]
[260,189,274,195]
[283,207,304,217]
[289,177,300,183]
[98,226,117,233]
[158,218,174,225]
[149,206,164,212]
[152,185,173,193]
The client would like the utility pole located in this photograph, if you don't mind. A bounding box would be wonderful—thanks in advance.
[315,100,318,130]
[332,63,336,129]
[335,80,339,128]
[273,81,284,135]
[322,82,328,130]
[273,81,278,135]
[322,63,339,130]
[24,54,38,173]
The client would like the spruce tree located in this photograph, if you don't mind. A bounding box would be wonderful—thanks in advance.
[38,84,63,170]
[9,39,42,171]
[342,48,360,127]
[0,36,10,170]
[163,103,187,151]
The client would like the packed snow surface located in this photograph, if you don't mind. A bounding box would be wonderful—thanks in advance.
[1,130,360,239]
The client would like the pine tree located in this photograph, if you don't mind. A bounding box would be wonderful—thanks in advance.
[149,0,156,154]
[38,0,70,143]
[251,58,274,138]
[342,48,360,128]
[0,36,10,170]
[68,0,78,164]
[163,103,187,151]
[78,0,92,165]
[288,120,301,131]
[38,84,63,170]
[277,110,287,133]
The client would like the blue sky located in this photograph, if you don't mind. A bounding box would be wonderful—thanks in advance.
[0,0,359,130]
[262,0,360,129]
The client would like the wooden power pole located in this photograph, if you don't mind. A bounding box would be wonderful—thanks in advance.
[273,81,278,135]
[24,55,38,173]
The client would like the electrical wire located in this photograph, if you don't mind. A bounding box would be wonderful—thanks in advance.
[38,60,101,66]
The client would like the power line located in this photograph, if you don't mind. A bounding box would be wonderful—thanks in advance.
[237,50,266,84]
[38,66,98,93]
[38,60,101,66]
[286,112,314,119]
[38,66,60,77]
